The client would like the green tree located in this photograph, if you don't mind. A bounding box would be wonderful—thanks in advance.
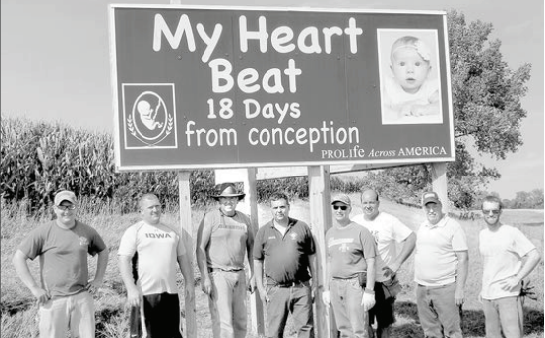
[383,10,531,209]
[510,189,544,209]
[449,9,529,197]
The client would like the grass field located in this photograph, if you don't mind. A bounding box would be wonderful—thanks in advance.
[1,195,543,338]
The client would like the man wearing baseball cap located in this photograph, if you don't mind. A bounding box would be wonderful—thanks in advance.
[323,193,378,338]
[414,191,468,338]
[196,182,256,338]
[13,190,109,338]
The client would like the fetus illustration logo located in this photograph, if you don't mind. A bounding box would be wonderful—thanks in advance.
[122,84,177,149]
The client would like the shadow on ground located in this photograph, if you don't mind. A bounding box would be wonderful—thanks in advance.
[394,301,544,337]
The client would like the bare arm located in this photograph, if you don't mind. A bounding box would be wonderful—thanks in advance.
[322,256,331,306]
[502,248,541,291]
[177,254,195,305]
[390,232,416,273]
[196,218,213,297]
[308,254,318,301]
[516,249,541,280]
[454,250,469,306]
[88,248,109,289]
[119,255,141,307]
[13,250,50,305]
[246,224,256,292]
[254,259,267,303]
[246,223,255,276]
[309,254,317,286]
[362,257,376,311]
[365,257,376,290]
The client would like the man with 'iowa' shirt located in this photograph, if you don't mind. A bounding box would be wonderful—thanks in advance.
[118,193,194,338]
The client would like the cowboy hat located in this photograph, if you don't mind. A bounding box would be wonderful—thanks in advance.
[211,182,246,200]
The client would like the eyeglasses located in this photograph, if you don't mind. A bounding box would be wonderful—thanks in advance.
[56,205,76,211]
[482,209,500,215]
[332,205,348,211]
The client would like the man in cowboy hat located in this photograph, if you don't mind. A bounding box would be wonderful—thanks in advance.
[196,182,256,338]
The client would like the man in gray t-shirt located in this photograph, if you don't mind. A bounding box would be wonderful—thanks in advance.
[13,190,108,338]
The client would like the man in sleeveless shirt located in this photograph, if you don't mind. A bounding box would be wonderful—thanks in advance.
[196,183,256,338]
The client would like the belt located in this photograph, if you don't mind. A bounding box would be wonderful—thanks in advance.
[208,267,243,273]
[332,276,359,281]
[277,281,301,287]
[268,280,308,288]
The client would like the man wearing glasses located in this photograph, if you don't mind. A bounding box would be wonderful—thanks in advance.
[323,193,377,338]
[414,191,468,338]
[479,195,540,338]
[118,193,194,338]
[13,190,109,338]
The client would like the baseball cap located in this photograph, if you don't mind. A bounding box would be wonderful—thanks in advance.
[331,194,351,206]
[422,191,441,206]
[54,190,77,206]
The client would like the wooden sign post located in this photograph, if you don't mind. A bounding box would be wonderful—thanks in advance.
[177,171,197,338]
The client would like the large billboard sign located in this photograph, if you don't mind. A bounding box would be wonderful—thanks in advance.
[109,5,455,171]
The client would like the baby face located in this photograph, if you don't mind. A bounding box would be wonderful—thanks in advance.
[391,47,431,93]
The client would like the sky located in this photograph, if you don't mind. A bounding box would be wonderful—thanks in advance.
[1,0,543,200]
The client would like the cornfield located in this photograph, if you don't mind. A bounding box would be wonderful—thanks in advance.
[0,116,217,213]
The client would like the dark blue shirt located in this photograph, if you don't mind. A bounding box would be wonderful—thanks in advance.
[254,217,316,284]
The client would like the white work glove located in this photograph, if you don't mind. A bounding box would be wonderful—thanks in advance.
[361,289,375,311]
[322,290,331,306]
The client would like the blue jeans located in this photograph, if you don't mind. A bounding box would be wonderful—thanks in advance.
[482,296,523,338]
[330,278,369,338]
[416,283,462,338]
[208,270,248,338]
[266,281,314,338]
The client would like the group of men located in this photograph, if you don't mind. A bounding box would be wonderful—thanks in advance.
[13,185,541,338]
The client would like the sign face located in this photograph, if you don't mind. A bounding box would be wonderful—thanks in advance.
[109,5,455,171]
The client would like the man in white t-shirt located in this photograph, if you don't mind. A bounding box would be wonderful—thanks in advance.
[118,194,195,338]
[479,195,540,338]
[352,189,416,338]
[414,191,468,338]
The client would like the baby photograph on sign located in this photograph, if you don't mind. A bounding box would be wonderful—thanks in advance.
[377,29,443,125]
